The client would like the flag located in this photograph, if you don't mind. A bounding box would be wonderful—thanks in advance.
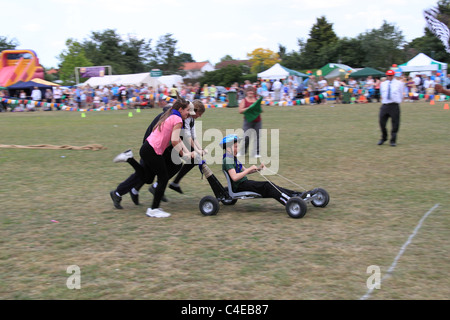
[424,6,450,54]
[243,97,263,122]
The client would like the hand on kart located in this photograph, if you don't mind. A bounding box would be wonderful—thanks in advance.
[248,165,263,174]
[181,151,196,162]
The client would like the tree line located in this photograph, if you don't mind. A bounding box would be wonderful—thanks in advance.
[1,0,449,86]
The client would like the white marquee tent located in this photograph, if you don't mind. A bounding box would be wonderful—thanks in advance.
[158,75,184,88]
[257,63,309,82]
[399,53,447,75]
[82,72,161,87]
[257,63,290,80]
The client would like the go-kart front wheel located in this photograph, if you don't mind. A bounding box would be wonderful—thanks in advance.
[199,196,220,216]
[311,188,330,208]
[286,197,307,219]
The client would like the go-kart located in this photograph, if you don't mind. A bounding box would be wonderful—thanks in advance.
[198,162,329,219]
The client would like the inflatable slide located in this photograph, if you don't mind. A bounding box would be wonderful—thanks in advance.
[0,50,45,87]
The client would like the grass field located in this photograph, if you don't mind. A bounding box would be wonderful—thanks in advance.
[0,101,449,300]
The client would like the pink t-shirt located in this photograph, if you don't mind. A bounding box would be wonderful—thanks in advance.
[147,114,182,155]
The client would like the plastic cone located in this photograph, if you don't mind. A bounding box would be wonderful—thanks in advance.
[430,100,435,105]
[444,104,449,110]
[128,112,133,117]
[81,113,86,118]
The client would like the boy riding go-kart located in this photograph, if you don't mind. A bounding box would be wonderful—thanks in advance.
[198,135,329,218]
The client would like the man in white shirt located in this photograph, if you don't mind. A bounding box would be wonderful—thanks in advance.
[413,74,423,93]
[423,76,435,96]
[272,79,282,101]
[53,86,63,110]
[378,70,404,147]
[31,87,42,102]
[318,76,328,104]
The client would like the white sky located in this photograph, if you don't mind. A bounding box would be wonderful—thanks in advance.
[1,0,440,69]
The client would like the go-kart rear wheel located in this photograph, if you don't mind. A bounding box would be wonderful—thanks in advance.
[286,197,307,219]
[199,196,220,216]
[311,188,330,208]
[221,199,238,206]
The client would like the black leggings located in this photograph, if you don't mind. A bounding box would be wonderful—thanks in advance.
[236,180,297,205]
[127,141,174,209]
[116,146,181,196]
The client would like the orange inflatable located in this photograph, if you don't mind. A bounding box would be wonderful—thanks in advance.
[0,50,45,87]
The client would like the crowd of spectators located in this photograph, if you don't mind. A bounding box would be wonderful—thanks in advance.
[1,72,449,112]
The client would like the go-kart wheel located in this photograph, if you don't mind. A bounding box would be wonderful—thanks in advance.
[286,197,307,219]
[199,196,220,216]
[311,188,330,208]
[221,199,238,206]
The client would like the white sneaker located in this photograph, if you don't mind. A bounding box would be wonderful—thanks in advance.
[236,152,244,157]
[113,149,133,163]
[146,208,171,218]
[254,154,261,158]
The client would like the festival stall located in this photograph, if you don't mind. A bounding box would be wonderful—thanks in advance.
[157,75,184,89]
[81,72,161,88]
[317,63,355,79]
[7,80,53,97]
[258,63,290,80]
[258,63,308,80]
[399,53,447,76]
[349,67,385,79]
[30,78,60,86]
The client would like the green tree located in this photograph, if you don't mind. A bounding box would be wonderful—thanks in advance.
[121,36,152,74]
[200,64,245,87]
[0,36,19,52]
[247,48,280,73]
[277,44,287,60]
[57,39,93,85]
[357,21,406,70]
[81,29,151,75]
[82,29,125,73]
[178,53,195,63]
[437,0,450,24]
[327,37,366,67]
[301,16,339,68]
[280,38,306,70]
[220,55,234,62]
[280,51,302,70]
[148,33,186,75]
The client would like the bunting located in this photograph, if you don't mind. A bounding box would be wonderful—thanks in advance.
[1,89,448,111]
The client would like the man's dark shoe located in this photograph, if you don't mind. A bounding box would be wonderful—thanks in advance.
[110,190,123,209]
[148,185,168,202]
[130,192,140,205]
[377,140,386,145]
[390,142,397,147]
[169,182,183,194]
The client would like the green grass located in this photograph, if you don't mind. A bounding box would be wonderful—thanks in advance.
[0,101,449,300]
